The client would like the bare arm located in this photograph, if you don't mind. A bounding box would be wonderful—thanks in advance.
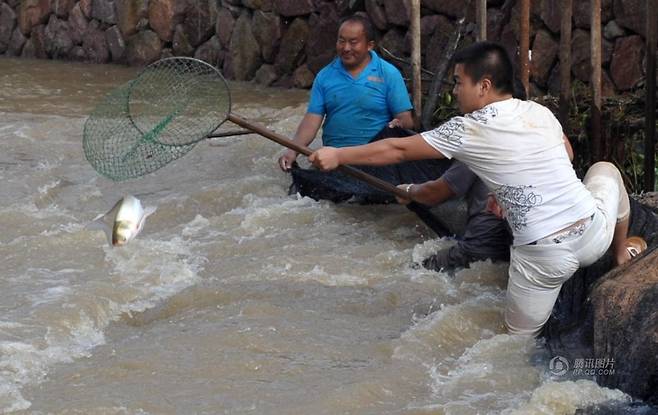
[278,113,324,171]
[309,134,444,171]
[563,134,574,162]
[397,179,456,206]
[393,111,414,129]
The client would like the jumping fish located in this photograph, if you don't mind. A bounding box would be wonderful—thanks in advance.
[87,195,156,247]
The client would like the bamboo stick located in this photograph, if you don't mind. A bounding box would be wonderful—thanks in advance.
[476,0,487,41]
[410,0,422,130]
[645,0,657,191]
[559,0,573,128]
[591,0,602,161]
[519,0,531,98]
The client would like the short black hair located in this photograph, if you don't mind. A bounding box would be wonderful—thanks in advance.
[339,15,376,43]
[453,41,515,95]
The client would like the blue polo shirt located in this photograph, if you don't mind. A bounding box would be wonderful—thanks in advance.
[307,51,412,148]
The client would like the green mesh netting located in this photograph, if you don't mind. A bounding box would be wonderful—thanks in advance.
[83,57,231,181]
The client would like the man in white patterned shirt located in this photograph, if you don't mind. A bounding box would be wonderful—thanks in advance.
[308,42,638,336]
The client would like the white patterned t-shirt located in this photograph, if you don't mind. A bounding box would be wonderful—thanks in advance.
[421,98,596,246]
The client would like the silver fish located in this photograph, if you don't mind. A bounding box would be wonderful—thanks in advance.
[87,195,156,247]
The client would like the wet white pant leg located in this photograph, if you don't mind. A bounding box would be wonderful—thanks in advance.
[505,245,580,336]
[583,161,629,227]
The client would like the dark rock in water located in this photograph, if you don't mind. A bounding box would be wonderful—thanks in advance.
[172,24,194,57]
[577,400,658,414]
[592,246,658,404]
[44,15,73,58]
[0,3,17,53]
[68,4,88,46]
[105,25,125,62]
[545,198,658,407]
[83,20,110,63]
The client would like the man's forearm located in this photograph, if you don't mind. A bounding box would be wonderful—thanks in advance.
[337,138,406,166]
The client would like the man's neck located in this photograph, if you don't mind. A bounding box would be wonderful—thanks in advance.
[482,93,514,108]
[343,54,372,78]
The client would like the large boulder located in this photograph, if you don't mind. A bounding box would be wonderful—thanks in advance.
[530,29,558,87]
[253,11,281,63]
[68,3,88,45]
[148,0,186,42]
[365,0,387,31]
[383,0,409,27]
[273,0,314,17]
[305,2,339,66]
[242,0,273,11]
[538,0,561,34]
[125,29,162,66]
[182,0,216,47]
[545,199,658,406]
[52,0,75,18]
[423,14,454,72]
[592,249,658,405]
[91,0,117,24]
[0,3,17,53]
[105,25,125,62]
[613,0,645,35]
[229,12,262,80]
[19,0,51,35]
[379,28,407,58]
[116,0,148,38]
[27,24,48,58]
[293,64,315,88]
[83,20,109,63]
[7,27,26,56]
[609,35,645,91]
[254,63,278,86]
[172,24,194,56]
[216,7,235,49]
[572,0,614,29]
[570,29,613,83]
[274,17,309,76]
[79,0,92,18]
[422,0,467,18]
[44,14,73,58]
[194,35,224,67]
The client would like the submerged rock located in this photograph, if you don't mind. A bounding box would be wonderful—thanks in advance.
[545,197,658,407]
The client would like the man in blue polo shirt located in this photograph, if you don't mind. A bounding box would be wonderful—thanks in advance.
[278,15,414,170]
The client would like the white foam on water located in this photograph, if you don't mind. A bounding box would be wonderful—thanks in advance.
[0,211,208,412]
[503,379,631,415]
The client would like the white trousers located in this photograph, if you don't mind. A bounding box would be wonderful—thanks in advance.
[505,162,630,336]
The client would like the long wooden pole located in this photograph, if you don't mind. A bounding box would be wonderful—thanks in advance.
[645,0,657,191]
[559,0,573,128]
[410,0,422,130]
[227,114,410,199]
[519,0,531,98]
[591,0,602,161]
[476,0,487,41]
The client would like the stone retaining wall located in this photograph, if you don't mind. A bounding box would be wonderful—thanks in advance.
[0,0,655,95]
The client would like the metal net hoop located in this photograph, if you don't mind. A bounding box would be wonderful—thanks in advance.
[82,57,231,181]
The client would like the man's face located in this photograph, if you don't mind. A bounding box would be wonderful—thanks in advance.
[452,64,483,114]
[336,21,373,70]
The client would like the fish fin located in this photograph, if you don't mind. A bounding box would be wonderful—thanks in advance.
[85,216,113,246]
[143,206,157,218]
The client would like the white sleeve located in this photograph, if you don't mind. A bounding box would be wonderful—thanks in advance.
[420,117,467,159]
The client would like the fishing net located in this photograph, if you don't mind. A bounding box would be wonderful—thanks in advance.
[83,57,231,181]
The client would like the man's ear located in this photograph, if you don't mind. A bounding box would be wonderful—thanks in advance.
[480,78,493,95]
[367,40,375,51]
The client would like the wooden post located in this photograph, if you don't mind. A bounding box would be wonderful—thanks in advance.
[519,0,531,98]
[476,0,487,41]
[559,0,573,128]
[410,0,422,130]
[645,0,657,191]
[591,0,602,161]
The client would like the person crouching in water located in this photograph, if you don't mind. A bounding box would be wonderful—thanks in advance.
[309,41,642,336]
